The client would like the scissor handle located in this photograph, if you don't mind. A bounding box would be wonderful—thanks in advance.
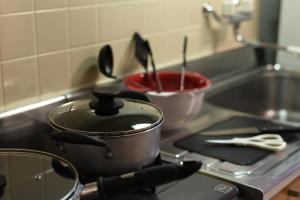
[232,134,287,152]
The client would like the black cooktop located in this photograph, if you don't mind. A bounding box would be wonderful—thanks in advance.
[0,114,238,200]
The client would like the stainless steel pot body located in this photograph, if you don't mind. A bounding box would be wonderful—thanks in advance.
[52,124,161,176]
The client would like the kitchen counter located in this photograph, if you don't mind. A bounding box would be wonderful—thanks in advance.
[1,46,299,199]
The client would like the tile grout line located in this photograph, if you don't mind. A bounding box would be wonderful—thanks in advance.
[0,2,126,17]
[66,0,73,90]
[95,0,99,44]
[32,0,42,99]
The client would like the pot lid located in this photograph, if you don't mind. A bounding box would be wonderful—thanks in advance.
[0,149,81,200]
[49,88,163,136]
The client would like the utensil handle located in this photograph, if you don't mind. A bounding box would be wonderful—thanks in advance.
[51,131,112,158]
[97,161,202,199]
[180,66,186,91]
[180,36,188,91]
[232,138,287,152]
[145,40,163,92]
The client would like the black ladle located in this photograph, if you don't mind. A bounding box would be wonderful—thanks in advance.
[98,45,116,79]
[98,45,150,91]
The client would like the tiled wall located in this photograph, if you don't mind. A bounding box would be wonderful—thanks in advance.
[0,0,258,110]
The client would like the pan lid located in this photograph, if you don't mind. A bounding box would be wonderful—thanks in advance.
[0,149,82,200]
[49,88,163,136]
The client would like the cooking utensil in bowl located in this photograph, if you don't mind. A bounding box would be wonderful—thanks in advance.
[98,44,151,91]
[124,71,211,130]
[49,87,163,176]
[132,32,162,92]
[98,45,116,79]
[144,40,163,92]
[180,36,188,91]
[133,32,149,75]
[206,134,287,151]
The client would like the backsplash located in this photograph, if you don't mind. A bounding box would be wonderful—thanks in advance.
[0,0,258,110]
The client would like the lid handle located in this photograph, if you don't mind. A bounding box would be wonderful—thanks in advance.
[89,88,124,116]
[89,87,151,115]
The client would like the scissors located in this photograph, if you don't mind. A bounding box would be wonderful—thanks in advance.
[205,134,287,152]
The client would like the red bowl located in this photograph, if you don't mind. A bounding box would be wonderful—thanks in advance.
[124,71,211,92]
[124,71,211,130]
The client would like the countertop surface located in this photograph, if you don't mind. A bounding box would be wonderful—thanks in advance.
[1,46,299,200]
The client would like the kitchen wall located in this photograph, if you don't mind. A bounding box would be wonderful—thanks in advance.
[0,0,259,111]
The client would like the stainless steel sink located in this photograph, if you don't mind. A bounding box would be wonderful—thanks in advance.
[206,65,300,125]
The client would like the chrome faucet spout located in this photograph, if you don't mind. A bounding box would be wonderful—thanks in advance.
[202,2,221,22]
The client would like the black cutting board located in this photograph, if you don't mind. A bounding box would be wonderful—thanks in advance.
[174,116,298,165]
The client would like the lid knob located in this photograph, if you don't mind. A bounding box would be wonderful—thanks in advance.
[89,88,124,116]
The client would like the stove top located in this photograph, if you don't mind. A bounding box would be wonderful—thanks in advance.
[0,113,238,200]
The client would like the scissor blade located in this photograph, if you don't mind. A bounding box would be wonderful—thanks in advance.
[205,139,233,144]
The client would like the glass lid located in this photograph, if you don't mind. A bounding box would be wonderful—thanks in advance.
[49,89,163,136]
[0,149,81,200]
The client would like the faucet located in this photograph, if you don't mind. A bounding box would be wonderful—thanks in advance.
[202,2,300,56]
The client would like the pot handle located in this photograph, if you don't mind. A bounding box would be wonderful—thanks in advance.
[51,131,112,159]
[97,161,202,199]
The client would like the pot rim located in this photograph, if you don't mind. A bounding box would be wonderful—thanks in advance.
[49,99,164,137]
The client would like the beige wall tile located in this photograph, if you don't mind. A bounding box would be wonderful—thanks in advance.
[186,27,213,57]
[147,0,167,33]
[68,0,95,7]
[70,47,99,89]
[0,0,33,14]
[166,31,185,62]
[98,3,124,42]
[110,39,140,77]
[147,34,168,65]
[124,2,147,37]
[166,0,188,30]
[98,0,123,5]
[187,0,206,27]
[69,7,96,47]
[0,14,35,60]
[2,58,39,105]
[35,0,66,10]
[38,52,71,95]
[36,11,68,53]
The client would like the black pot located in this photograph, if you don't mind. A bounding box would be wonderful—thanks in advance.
[49,88,164,176]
